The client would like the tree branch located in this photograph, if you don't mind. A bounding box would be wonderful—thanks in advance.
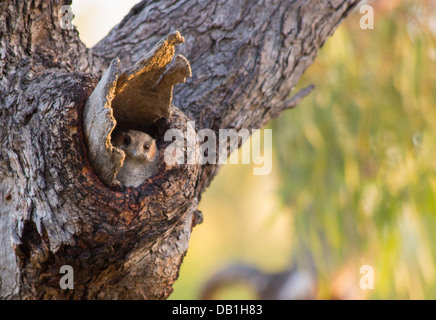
[93,0,360,191]
[93,0,359,130]
[0,0,361,299]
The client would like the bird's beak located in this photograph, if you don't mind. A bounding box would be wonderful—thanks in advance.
[131,150,147,162]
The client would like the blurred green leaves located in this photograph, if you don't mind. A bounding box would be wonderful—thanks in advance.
[272,1,436,299]
[172,1,436,300]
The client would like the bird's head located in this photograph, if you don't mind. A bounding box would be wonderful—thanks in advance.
[113,130,157,163]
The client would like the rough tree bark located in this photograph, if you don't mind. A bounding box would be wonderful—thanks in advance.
[0,0,360,299]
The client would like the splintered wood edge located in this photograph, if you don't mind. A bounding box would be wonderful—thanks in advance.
[83,58,125,188]
[111,31,191,128]
[115,31,185,94]
[83,31,191,188]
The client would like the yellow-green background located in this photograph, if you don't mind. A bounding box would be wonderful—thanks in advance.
[73,0,436,299]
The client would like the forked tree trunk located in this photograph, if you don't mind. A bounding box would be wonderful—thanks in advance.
[0,0,360,299]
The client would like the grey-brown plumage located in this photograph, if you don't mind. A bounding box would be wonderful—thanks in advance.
[112,130,159,187]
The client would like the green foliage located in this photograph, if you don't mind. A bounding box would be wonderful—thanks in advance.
[272,1,436,299]
[172,1,436,300]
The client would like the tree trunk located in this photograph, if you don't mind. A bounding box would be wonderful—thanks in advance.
[0,0,360,299]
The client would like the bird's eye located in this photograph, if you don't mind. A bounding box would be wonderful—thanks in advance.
[143,143,150,150]
[123,136,131,145]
